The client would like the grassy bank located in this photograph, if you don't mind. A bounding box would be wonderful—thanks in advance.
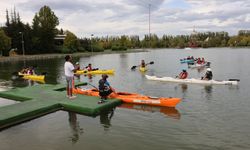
[0,49,147,62]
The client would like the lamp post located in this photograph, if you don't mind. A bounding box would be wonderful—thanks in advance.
[19,32,25,56]
[91,34,94,55]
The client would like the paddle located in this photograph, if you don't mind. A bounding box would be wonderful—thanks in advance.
[87,82,99,90]
[131,61,154,70]
[87,82,117,95]
[228,79,240,81]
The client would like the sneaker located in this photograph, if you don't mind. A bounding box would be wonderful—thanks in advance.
[98,99,105,104]
[69,95,77,99]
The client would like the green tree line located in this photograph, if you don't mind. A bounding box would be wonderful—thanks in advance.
[0,6,250,56]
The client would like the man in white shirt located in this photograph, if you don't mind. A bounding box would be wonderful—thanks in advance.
[64,55,77,99]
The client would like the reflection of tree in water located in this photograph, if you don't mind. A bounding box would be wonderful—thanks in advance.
[100,108,115,130]
[68,112,84,144]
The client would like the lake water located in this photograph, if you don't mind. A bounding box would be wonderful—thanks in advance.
[0,48,250,150]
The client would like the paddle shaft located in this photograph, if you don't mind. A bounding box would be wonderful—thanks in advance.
[131,61,154,70]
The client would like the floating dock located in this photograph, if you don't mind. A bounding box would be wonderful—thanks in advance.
[0,83,121,130]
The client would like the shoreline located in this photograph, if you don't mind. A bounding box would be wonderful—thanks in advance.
[0,49,148,62]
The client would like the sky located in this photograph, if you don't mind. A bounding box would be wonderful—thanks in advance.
[0,0,249,38]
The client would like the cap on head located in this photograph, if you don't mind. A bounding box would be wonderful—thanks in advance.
[182,69,186,72]
[102,74,108,79]
[207,68,212,71]
[76,62,79,65]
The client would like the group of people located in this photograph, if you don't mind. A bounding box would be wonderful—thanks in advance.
[64,54,213,101]
[196,57,206,64]
[75,63,97,71]
[178,68,213,80]
[64,55,114,101]
[20,67,35,75]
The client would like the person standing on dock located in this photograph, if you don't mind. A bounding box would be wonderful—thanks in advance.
[64,55,78,99]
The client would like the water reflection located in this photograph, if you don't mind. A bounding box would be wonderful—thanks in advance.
[99,108,115,130]
[204,85,213,100]
[119,103,181,120]
[68,112,83,144]
[175,84,188,99]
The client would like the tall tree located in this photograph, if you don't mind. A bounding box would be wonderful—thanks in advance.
[0,29,11,56]
[32,5,59,53]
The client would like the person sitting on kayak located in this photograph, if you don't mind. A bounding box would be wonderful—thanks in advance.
[178,69,188,79]
[20,68,28,74]
[201,57,205,64]
[86,63,92,71]
[85,63,98,71]
[98,74,115,103]
[202,68,213,80]
[27,67,35,75]
[197,58,202,64]
[141,60,146,68]
[75,62,80,70]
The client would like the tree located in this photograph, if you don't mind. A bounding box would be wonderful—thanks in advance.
[32,5,59,53]
[63,31,80,53]
[0,29,11,56]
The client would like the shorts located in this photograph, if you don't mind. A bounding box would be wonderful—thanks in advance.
[66,76,74,89]
[99,90,112,97]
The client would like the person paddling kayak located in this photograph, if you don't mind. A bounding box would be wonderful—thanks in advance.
[98,74,115,103]
[202,68,213,80]
[178,69,188,79]
[75,62,80,71]
[141,60,146,68]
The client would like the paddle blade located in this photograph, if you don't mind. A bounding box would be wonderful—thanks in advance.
[131,66,137,70]
[229,79,240,81]
[149,61,154,65]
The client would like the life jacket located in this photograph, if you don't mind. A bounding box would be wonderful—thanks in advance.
[99,79,110,92]
[205,71,213,80]
[28,70,33,75]
[141,62,146,68]
[179,72,188,79]
[87,66,92,71]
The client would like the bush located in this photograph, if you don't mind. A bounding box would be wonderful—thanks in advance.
[61,47,71,53]
[78,46,85,52]
[54,45,63,53]
[92,44,104,52]
[111,45,127,51]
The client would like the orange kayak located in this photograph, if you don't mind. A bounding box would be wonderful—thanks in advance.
[73,88,181,107]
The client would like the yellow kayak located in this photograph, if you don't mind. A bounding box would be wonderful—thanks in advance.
[139,67,147,72]
[18,72,45,81]
[75,69,115,75]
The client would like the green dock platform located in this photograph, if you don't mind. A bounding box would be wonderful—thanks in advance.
[0,83,121,130]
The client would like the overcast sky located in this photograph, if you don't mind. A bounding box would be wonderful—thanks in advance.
[0,0,249,38]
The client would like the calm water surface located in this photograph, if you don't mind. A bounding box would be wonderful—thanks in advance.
[0,48,250,150]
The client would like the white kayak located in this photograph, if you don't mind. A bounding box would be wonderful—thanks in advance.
[145,75,239,85]
[188,62,210,68]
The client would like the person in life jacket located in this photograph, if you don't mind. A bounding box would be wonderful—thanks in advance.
[178,69,188,79]
[98,74,115,103]
[201,57,205,64]
[197,58,202,64]
[86,63,92,71]
[141,60,146,68]
[202,68,213,80]
[75,62,80,70]
[27,66,35,75]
